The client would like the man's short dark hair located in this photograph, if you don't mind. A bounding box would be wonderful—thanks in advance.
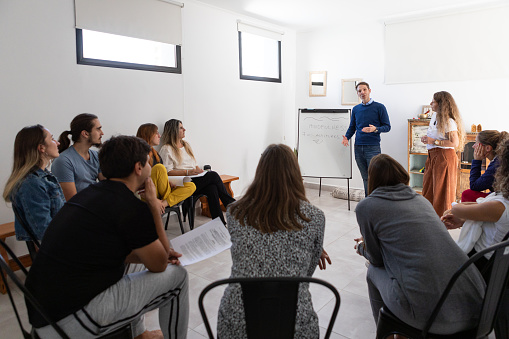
[99,135,151,179]
[355,81,370,90]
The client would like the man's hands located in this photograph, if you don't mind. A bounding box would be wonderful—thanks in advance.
[168,248,182,266]
[361,124,377,133]
[342,135,349,146]
[318,249,332,270]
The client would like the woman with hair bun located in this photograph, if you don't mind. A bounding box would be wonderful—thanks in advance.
[421,91,465,216]
[461,130,509,202]
[3,125,65,241]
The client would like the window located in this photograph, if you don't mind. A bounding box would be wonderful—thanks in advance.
[238,22,282,83]
[76,29,181,73]
[74,0,182,73]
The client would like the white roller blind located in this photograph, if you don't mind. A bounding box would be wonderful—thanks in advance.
[75,0,182,45]
[385,4,509,84]
[237,21,283,41]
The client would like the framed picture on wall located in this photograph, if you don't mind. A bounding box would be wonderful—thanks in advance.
[341,78,362,105]
[309,71,327,97]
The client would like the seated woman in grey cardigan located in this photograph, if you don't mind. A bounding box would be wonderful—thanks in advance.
[354,154,485,334]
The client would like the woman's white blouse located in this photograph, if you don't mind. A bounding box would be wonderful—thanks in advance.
[159,144,197,172]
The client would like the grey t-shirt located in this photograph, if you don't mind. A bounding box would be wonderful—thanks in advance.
[51,146,100,193]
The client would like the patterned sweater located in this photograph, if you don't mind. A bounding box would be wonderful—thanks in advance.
[217,201,325,339]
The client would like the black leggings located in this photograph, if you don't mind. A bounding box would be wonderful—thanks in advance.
[192,171,235,224]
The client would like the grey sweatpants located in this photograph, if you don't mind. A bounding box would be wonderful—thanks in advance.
[36,264,189,339]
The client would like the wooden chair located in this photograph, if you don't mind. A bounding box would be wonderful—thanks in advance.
[199,276,341,339]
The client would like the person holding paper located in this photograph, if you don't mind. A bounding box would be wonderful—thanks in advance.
[217,144,330,338]
[159,119,235,225]
[137,123,195,214]
[25,136,189,339]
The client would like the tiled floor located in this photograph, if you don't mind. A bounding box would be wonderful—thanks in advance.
[0,188,492,338]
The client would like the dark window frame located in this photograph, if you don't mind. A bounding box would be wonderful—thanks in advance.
[238,31,281,83]
[76,29,181,74]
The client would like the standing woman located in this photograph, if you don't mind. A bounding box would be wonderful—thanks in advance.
[461,130,508,202]
[136,123,195,212]
[159,119,235,224]
[217,144,327,338]
[421,91,465,216]
[3,125,65,241]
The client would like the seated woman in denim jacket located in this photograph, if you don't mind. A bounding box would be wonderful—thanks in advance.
[2,125,65,241]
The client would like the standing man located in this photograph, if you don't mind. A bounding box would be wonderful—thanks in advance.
[342,82,391,196]
[52,113,105,201]
[25,135,189,338]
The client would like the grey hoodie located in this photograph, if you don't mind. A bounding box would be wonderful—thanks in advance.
[356,183,485,333]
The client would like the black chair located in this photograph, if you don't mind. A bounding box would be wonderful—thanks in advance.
[12,204,41,262]
[0,239,132,339]
[376,238,509,339]
[198,276,341,339]
[163,199,186,234]
[182,194,206,231]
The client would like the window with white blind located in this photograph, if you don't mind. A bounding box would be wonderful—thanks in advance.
[238,22,282,83]
[74,0,182,73]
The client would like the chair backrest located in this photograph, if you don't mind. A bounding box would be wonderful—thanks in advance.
[198,276,340,339]
[0,239,70,339]
[12,203,41,261]
[422,238,509,337]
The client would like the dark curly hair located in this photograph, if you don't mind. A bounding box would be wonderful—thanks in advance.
[494,138,509,199]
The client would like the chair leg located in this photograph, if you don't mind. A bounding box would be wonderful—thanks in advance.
[176,207,185,234]
[164,212,171,231]
[189,198,195,230]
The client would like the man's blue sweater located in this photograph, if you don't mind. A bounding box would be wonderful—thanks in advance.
[345,101,391,145]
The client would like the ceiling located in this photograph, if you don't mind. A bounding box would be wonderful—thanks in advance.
[194,0,499,31]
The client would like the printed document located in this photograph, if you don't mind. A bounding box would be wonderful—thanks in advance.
[170,217,231,266]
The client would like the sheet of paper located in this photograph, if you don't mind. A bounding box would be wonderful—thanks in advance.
[167,171,207,187]
[170,217,231,266]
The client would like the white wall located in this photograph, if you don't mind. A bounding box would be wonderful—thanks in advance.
[295,20,509,191]
[0,0,296,254]
[181,1,296,196]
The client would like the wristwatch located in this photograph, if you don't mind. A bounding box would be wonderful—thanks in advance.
[434,139,441,146]
[374,128,379,133]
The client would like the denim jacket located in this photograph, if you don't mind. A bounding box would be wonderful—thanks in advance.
[11,168,65,241]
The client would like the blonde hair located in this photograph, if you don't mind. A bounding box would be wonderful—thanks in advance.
[229,144,310,233]
[160,119,195,165]
[433,91,465,151]
[3,125,46,202]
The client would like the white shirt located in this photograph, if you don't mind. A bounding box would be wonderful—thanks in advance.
[426,112,458,150]
[474,193,509,259]
[159,144,197,173]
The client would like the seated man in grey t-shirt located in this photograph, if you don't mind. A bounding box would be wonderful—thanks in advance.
[51,114,104,201]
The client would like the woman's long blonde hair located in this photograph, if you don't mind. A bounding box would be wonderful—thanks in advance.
[160,119,195,165]
[3,125,46,202]
[495,138,509,199]
[136,123,161,166]
[434,91,465,151]
[229,144,310,233]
